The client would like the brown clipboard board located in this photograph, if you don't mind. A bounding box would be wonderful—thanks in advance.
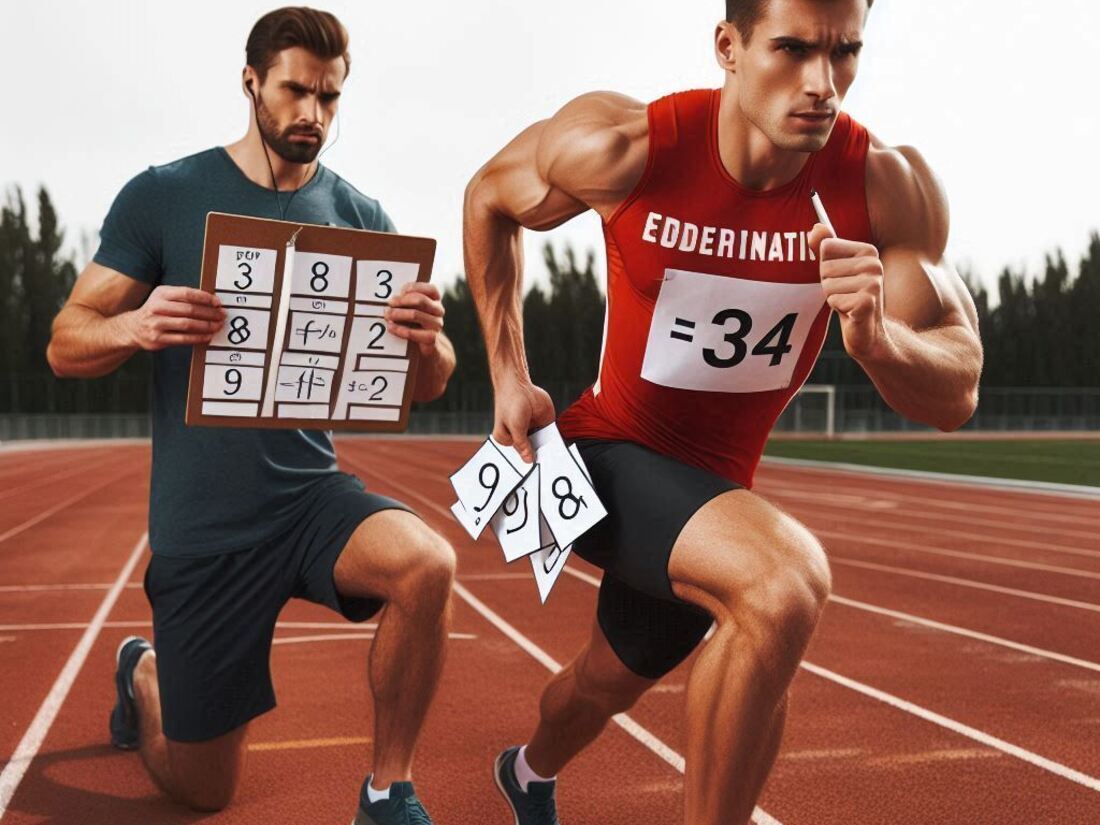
[185,212,436,433]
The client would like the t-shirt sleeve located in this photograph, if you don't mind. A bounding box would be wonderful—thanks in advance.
[93,169,163,284]
[374,202,397,234]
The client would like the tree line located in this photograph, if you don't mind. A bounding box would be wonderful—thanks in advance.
[1,184,1097,415]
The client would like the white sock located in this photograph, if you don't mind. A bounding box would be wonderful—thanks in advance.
[366,776,391,803]
[514,745,556,793]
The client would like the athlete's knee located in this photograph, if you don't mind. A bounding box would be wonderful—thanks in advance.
[177,780,239,813]
[392,528,456,608]
[165,738,246,812]
[721,528,830,654]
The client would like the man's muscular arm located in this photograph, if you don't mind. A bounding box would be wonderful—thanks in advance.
[809,142,982,431]
[463,92,648,460]
[48,263,225,378]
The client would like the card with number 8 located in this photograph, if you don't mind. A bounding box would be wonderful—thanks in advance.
[529,423,607,550]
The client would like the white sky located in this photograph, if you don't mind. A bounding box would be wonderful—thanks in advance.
[2,1,1098,297]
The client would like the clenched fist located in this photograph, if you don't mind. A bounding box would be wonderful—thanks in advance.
[809,223,887,361]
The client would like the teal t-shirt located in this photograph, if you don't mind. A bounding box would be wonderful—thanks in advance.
[94,148,395,556]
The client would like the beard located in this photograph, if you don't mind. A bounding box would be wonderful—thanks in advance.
[255,96,324,164]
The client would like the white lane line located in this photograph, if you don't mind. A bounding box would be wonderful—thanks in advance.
[832,557,1100,614]
[358,460,785,825]
[758,471,1100,527]
[272,632,476,646]
[827,595,1100,674]
[0,620,383,632]
[0,472,138,547]
[771,496,1100,561]
[0,532,148,819]
[760,456,1100,502]
[563,568,1100,790]
[799,661,1100,793]
[814,529,1100,581]
[556,569,1100,675]
[454,582,781,825]
[0,453,128,503]
[0,583,142,593]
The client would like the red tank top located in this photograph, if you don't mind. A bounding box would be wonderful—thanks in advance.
[557,88,873,488]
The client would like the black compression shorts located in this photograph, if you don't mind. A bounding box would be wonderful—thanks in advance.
[571,439,740,679]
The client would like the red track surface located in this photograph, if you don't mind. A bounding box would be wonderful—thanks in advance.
[0,438,1097,824]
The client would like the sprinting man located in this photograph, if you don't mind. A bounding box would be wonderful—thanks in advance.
[47,8,455,823]
[463,0,981,822]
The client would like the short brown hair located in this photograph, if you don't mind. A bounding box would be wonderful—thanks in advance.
[725,0,874,45]
[246,7,350,83]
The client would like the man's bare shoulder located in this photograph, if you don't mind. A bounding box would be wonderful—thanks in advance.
[537,92,651,211]
[865,132,949,254]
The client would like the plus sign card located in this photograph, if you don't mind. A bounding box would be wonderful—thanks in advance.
[185,212,436,432]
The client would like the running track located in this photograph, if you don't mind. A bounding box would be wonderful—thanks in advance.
[0,438,1097,824]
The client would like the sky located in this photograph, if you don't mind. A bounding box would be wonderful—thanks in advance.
[3,1,1098,297]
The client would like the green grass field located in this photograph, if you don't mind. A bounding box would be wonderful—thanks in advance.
[763,439,1100,488]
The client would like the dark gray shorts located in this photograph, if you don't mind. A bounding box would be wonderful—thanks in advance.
[571,440,740,679]
[145,472,412,742]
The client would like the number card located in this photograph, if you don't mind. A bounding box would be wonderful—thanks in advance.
[641,268,825,393]
[490,465,542,562]
[450,437,533,539]
[530,423,607,551]
[186,212,436,432]
[530,513,573,604]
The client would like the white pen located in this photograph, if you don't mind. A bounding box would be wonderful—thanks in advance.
[809,189,835,236]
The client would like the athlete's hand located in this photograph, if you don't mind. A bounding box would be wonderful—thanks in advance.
[385,282,445,357]
[124,286,226,351]
[809,223,888,361]
[493,377,556,465]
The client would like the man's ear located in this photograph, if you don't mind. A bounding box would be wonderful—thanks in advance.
[715,21,741,72]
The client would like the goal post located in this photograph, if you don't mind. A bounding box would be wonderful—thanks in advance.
[774,384,836,438]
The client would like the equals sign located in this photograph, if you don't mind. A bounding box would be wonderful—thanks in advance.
[670,317,696,342]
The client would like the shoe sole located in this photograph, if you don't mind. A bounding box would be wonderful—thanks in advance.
[492,751,521,825]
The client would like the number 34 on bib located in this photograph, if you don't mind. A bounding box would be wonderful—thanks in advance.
[641,268,826,393]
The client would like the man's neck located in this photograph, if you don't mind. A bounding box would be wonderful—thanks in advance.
[716,83,810,192]
[223,130,317,192]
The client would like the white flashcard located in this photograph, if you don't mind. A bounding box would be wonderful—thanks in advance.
[356,260,421,303]
[450,500,481,540]
[449,439,530,539]
[348,315,408,359]
[290,251,352,299]
[530,423,607,550]
[273,365,335,404]
[202,364,264,401]
[286,312,346,354]
[530,514,572,604]
[488,434,536,475]
[490,465,542,562]
[208,308,271,351]
[568,443,593,483]
[215,245,277,294]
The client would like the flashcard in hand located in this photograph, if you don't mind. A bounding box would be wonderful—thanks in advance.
[530,513,572,604]
[530,423,607,550]
[449,438,531,539]
[490,465,542,562]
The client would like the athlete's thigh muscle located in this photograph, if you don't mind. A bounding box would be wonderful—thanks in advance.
[667,488,827,617]
[333,509,451,602]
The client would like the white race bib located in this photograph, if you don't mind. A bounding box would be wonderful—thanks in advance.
[640,268,825,393]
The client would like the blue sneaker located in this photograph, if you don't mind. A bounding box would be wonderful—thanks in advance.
[493,747,561,825]
[352,777,434,825]
[109,636,152,750]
